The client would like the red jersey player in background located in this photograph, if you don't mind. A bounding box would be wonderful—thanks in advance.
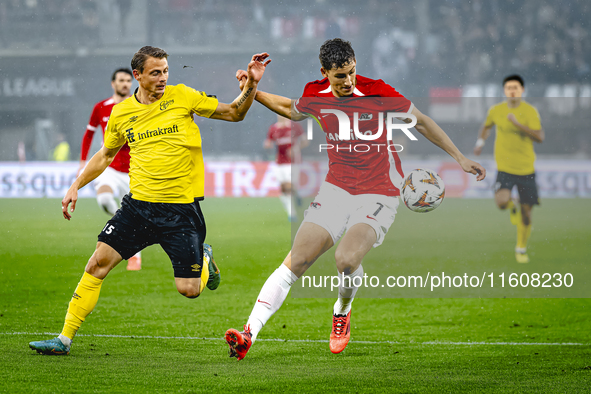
[264,115,307,221]
[77,68,142,270]
[225,38,486,360]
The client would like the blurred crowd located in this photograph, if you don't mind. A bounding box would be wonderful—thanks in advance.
[427,0,591,85]
[0,0,589,87]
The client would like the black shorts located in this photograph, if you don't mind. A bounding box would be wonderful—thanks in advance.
[97,194,206,278]
[494,171,539,205]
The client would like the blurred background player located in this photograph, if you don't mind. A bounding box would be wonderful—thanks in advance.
[77,68,142,270]
[264,115,307,221]
[474,74,544,263]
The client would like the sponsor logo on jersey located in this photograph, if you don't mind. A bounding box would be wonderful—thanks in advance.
[310,202,321,209]
[359,113,373,120]
[102,116,110,122]
[129,116,138,122]
[191,263,201,272]
[137,125,179,142]
[72,292,81,300]
[160,99,174,111]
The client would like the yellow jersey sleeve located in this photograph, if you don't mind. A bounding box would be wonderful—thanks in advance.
[178,84,219,118]
[103,107,127,149]
[526,105,542,130]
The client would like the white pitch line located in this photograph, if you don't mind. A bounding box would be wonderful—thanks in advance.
[3,332,589,346]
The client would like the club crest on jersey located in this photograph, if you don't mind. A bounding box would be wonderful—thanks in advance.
[160,99,174,111]
[310,202,321,210]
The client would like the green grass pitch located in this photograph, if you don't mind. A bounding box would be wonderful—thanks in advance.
[1,197,590,393]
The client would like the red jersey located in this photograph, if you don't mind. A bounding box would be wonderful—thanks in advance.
[80,97,131,173]
[294,75,413,197]
[266,122,304,164]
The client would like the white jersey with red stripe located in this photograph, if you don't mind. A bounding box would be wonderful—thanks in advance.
[294,75,413,197]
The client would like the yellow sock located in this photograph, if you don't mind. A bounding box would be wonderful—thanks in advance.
[516,221,532,250]
[199,254,210,293]
[507,200,514,211]
[61,272,103,340]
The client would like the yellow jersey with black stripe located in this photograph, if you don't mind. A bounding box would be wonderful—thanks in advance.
[485,100,541,175]
[103,84,218,203]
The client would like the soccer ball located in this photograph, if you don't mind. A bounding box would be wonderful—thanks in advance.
[401,168,445,213]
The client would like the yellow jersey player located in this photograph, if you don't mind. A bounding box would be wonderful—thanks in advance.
[474,74,544,263]
[29,46,271,355]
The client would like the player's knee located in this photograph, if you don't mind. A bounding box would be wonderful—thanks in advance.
[85,254,111,278]
[177,284,201,299]
[334,250,361,275]
[289,251,314,276]
[497,200,509,210]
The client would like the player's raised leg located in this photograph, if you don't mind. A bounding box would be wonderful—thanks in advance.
[225,222,333,360]
[330,223,375,354]
[29,243,123,355]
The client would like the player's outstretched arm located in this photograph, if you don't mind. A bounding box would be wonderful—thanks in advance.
[62,145,121,220]
[235,70,308,121]
[409,106,486,181]
[210,53,271,122]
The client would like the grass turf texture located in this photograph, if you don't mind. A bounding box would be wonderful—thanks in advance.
[0,197,590,393]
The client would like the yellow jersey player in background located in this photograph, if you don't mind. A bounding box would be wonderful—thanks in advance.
[474,74,544,263]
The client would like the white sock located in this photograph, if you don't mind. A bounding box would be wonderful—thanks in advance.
[333,265,364,316]
[279,194,292,217]
[96,192,119,216]
[134,251,141,258]
[58,334,72,347]
[246,264,298,342]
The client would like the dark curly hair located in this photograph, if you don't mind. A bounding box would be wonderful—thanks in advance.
[319,38,355,71]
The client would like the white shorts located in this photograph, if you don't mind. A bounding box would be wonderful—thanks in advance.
[301,182,399,248]
[93,167,130,198]
[274,163,293,185]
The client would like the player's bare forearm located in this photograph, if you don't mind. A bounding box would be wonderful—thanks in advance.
[478,124,492,140]
[73,147,117,190]
[255,91,291,118]
[210,81,259,122]
[514,122,544,142]
[255,91,308,121]
[231,79,259,121]
[415,112,463,162]
[413,108,486,180]
[473,124,492,155]
[62,146,119,220]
